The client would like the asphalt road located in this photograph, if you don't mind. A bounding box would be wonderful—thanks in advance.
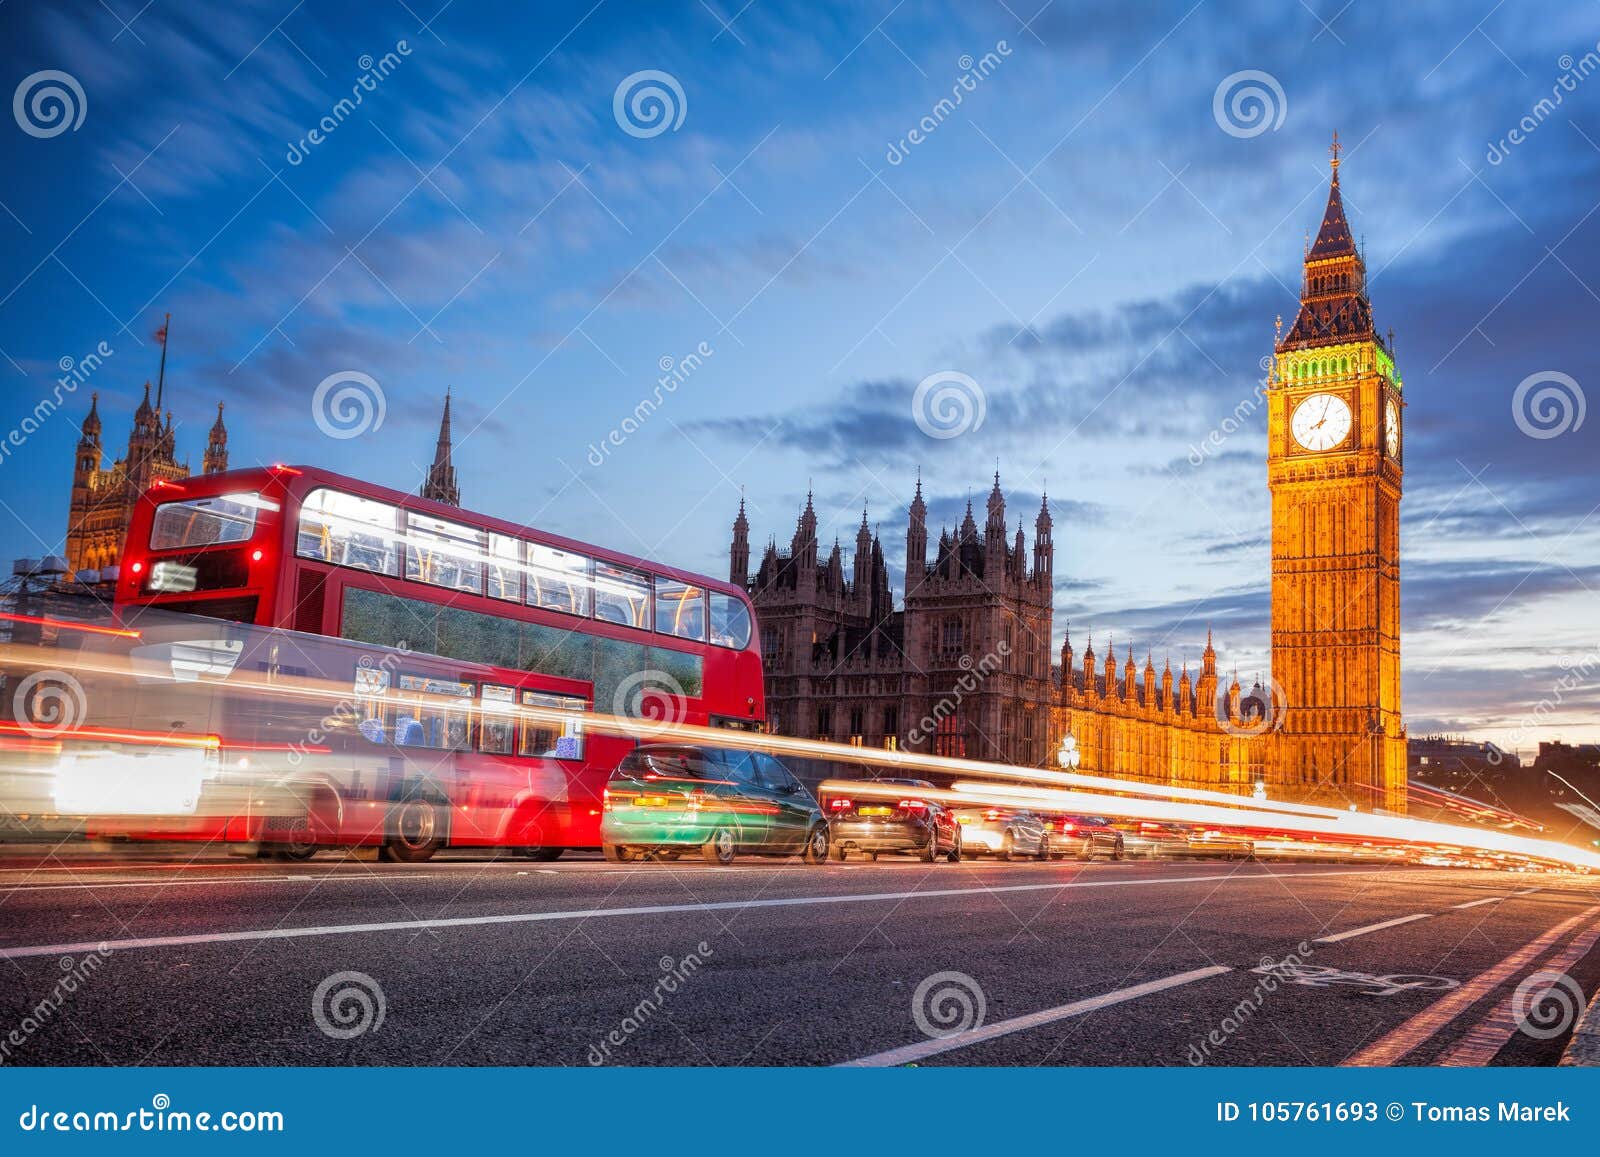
[1,849,1597,1066]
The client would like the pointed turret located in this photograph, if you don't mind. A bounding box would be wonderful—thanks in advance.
[1033,491,1053,584]
[420,389,461,506]
[1278,133,1375,352]
[906,472,928,589]
[793,488,819,568]
[203,402,228,474]
[730,494,750,586]
[985,468,1006,547]
[80,392,101,442]
[853,504,873,595]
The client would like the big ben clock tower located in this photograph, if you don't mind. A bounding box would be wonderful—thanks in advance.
[1268,134,1406,813]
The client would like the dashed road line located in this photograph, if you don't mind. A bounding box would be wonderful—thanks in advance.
[1315,913,1433,943]
[838,966,1235,1067]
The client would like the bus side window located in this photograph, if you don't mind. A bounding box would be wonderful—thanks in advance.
[396,674,474,750]
[478,684,516,755]
[519,691,588,760]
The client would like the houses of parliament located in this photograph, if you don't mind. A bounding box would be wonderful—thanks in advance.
[733,137,1408,812]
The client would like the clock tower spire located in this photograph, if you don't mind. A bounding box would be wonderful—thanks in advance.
[1267,134,1406,812]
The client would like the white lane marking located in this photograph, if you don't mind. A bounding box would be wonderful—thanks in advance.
[0,874,442,893]
[1450,896,1507,910]
[0,869,1389,960]
[839,966,1235,1067]
[1314,913,1432,943]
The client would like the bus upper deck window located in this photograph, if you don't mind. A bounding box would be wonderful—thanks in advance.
[150,493,267,551]
[709,592,753,650]
[593,562,652,630]
[296,489,400,576]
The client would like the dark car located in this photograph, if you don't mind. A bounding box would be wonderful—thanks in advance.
[826,778,960,862]
[1048,815,1124,861]
[600,744,830,865]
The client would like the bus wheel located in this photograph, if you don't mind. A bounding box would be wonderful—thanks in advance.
[386,796,445,863]
[701,828,736,865]
[803,825,830,865]
[517,847,564,862]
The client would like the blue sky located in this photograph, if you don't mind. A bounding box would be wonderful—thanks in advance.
[1,0,1597,754]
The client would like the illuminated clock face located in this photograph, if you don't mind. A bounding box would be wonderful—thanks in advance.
[1290,392,1352,452]
[1385,398,1400,457]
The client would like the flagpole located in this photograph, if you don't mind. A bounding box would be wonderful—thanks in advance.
[154,312,170,413]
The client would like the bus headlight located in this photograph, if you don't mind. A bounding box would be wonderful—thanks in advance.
[51,747,209,816]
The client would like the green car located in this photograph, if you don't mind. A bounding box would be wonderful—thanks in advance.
[600,744,830,866]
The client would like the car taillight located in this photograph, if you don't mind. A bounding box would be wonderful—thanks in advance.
[984,809,1001,821]
[602,787,612,813]
[899,799,928,811]
[1060,820,1076,832]
[830,798,852,810]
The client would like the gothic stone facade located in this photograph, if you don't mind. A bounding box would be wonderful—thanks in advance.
[732,474,1055,767]
[64,387,228,577]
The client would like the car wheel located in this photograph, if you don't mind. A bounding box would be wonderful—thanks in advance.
[947,832,962,863]
[602,843,630,862]
[1036,834,1051,862]
[803,825,830,865]
[1111,837,1125,861]
[866,850,878,861]
[999,832,1015,862]
[517,847,564,862]
[385,795,446,863]
[831,843,849,862]
[701,828,736,865]
[1076,838,1092,862]
[922,830,940,862]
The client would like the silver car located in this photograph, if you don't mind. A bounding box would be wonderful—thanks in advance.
[952,807,1050,859]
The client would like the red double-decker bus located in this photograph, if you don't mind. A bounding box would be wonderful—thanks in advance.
[107,464,764,861]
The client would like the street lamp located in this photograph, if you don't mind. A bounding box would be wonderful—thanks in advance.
[1057,733,1080,771]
